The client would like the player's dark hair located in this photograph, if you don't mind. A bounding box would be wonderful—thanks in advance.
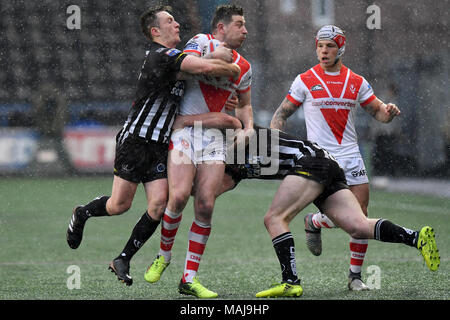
[210,4,244,32]
[140,5,172,40]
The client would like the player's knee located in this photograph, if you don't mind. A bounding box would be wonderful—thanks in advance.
[263,211,280,230]
[169,192,190,213]
[147,196,167,219]
[263,214,271,229]
[347,222,370,239]
[107,198,132,215]
[153,189,168,206]
[195,197,215,218]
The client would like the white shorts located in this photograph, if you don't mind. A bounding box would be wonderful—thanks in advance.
[336,156,369,186]
[169,126,226,165]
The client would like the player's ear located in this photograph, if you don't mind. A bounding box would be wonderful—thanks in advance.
[150,26,160,38]
[216,22,226,34]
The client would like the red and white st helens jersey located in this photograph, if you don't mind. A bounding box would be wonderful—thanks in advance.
[287,64,376,158]
[180,33,252,115]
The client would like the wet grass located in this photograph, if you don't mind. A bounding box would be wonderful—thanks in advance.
[0,177,448,308]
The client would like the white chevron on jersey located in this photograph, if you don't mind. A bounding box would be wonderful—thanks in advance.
[287,64,375,158]
[180,34,252,115]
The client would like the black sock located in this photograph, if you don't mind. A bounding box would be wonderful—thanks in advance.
[80,196,110,219]
[118,211,160,261]
[374,219,418,247]
[272,232,300,284]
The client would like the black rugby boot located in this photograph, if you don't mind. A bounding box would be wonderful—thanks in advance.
[66,206,88,249]
[109,257,133,286]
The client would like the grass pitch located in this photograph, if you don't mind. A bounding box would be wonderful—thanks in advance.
[0,177,448,301]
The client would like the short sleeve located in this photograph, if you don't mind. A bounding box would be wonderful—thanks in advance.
[286,75,307,107]
[358,77,376,106]
[183,34,210,55]
[157,47,187,72]
[236,65,252,94]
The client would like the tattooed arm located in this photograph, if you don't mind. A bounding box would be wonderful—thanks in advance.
[363,98,401,123]
[270,97,299,131]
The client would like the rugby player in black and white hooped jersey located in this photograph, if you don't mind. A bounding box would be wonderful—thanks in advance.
[171,111,439,298]
[65,5,240,286]
[270,25,401,291]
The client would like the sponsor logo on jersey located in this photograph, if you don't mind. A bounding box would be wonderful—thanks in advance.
[312,100,356,108]
[351,169,366,177]
[349,84,356,94]
[165,48,181,56]
[170,81,184,97]
[184,42,199,51]
[310,84,323,91]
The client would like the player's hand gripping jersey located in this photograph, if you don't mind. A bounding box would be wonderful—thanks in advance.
[286,64,376,158]
[180,34,252,115]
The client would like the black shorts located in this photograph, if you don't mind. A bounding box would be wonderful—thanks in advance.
[289,156,349,209]
[114,134,168,184]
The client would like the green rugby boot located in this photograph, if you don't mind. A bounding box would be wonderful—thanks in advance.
[256,282,303,298]
[144,255,170,283]
[178,277,218,299]
[417,226,440,271]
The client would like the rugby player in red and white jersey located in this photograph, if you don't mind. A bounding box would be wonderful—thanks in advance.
[144,4,254,298]
[270,25,401,291]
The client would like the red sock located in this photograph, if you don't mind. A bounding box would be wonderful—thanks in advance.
[182,220,211,283]
[159,208,182,262]
[349,237,368,274]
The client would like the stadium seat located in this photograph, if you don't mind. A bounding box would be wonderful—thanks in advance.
[0,1,144,124]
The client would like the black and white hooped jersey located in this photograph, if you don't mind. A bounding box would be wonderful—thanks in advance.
[118,42,187,145]
[227,125,337,179]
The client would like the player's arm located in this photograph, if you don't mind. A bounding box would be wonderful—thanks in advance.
[363,98,401,123]
[184,39,233,62]
[224,95,239,112]
[235,89,253,130]
[172,112,242,130]
[178,40,234,79]
[180,55,240,78]
[270,97,298,131]
[231,89,255,150]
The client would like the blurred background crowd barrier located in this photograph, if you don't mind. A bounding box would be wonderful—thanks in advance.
[0,0,448,178]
